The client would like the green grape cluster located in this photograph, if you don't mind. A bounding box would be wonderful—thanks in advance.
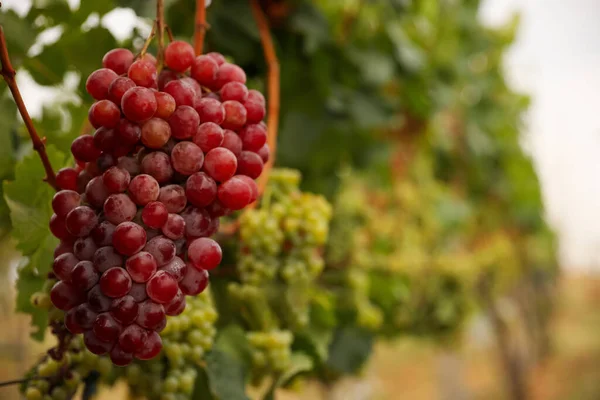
[21,336,113,400]
[120,291,217,400]
[247,330,293,374]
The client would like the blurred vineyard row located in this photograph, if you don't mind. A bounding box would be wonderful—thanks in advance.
[0,0,562,399]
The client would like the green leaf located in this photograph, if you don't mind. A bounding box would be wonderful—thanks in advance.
[204,350,250,400]
[4,146,64,340]
[4,146,65,255]
[0,11,39,65]
[326,327,373,374]
[15,234,57,341]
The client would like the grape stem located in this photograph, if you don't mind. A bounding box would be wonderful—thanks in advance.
[0,376,51,388]
[194,0,208,55]
[165,25,175,42]
[0,25,58,191]
[250,0,280,200]
[156,0,166,69]
[138,21,157,59]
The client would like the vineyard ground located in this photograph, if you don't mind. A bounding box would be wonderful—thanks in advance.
[0,275,599,400]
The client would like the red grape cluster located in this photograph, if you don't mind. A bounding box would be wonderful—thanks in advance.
[48,40,269,366]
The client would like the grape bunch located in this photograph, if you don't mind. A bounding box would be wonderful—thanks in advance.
[121,291,217,400]
[48,40,268,365]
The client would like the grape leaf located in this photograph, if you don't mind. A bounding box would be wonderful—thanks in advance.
[203,350,250,400]
[4,146,65,340]
[326,327,373,374]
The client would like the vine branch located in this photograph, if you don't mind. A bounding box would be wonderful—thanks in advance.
[194,0,207,55]
[156,0,166,68]
[0,26,58,190]
[0,376,51,388]
[250,0,280,197]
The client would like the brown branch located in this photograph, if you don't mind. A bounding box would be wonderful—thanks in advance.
[156,0,166,69]
[137,21,157,59]
[250,0,280,197]
[0,376,52,388]
[165,25,175,42]
[0,26,58,190]
[194,0,207,55]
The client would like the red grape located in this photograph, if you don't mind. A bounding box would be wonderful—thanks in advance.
[84,330,114,355]
[163,80,195,107]
[221,129,243,156]
[194,98,225,125]
[158,185,187,213]
[103,167,131,194]
[50,281,83,311]
[180,206,212,237]
[103,48,134,75]
[110,344,133,366]
[125,251,157,283]
[141,201,169,229]
[53,252,79,282]
[89,100,120,128]
[100,267,132,298]
[215,63,246,89]
[56,167,79,191]
[136,300,165,330]
[128,174,160,206]
[221,100,247,130]
[66,206,98,237]
[168,106,200,139]
[87,285,113,312]
[128,59,157,87]
[104,193,137,225]
[188,238,222,270]
[154,91,176,119]
[141,118,172,149]
[237,151,264,179]
[171,141,204,175]
[116,119,142,145]
[52,190,81,217]
[239,124,267,151]
[71,135,101,162]
[86,68,118,100]
[113,222,147,256]
[92,246,124,273]
[134,330,162,360]
[108,76,136,104]
[203,147,237,182]
[110,295,139,325]
[162,213,185,240]
[194,122,224,152]
[121,87,157,122]
[141,152,174,184]
[119,324,146,353]
[146,270,178,304]
[160,256,186,282]
[71,260,99,291]
[185,172,217,207]
[73,237,98,261]
[217,176,252,210]
[164,41,195,72]
[144,236,176,266]
[220,81,248,102]
[93,127,117,152]
[93,312,122,343]
[179,264,209,296]
[164,289,186,316]
[190,55,219,87]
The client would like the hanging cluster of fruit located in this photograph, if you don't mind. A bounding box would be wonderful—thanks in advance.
[48,35,270,365]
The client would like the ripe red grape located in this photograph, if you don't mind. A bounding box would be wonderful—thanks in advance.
[158,185,187,213]
[215,63,246,89]
[180,206,212,238]
[128,174,160,206]
[164,289,186,316]
[108,76,136,104]
[141,152,174,184]
[190,55,218,87]
[103,167,131,194]
[257,144,270,163]
[221,129,243,156]
[128,59,157,87]
[141,201,169,229]
[194,98,225,125]
[179,264,209,296]
[50,281,83,311]
[158,69,179,90]
[160,256,186,282]
[239,124,267,151]
[164,41,195,72]
[104,193,137,225]
[110,295,139,325]
[162,213,185,240]
[103,48,134,75]
[93,127,117,152]
[89,100,120,128]
[126,251,157,283]
[194,122,224,152]
[71,260,99,291]
[136,300,165,330]
[154,91,176,119]
[116,119,142,146]
[71,135,101,162]
[221,100,247,130]
[220,81,248,102]
[52,190,81,218]
[168,106,200,139]
[146,270,178,303]
[92,246,124,273]
[87,285,112,312]
[144,236,176,266]
[73,237,98,261]
[203,147,237,182]
[134,330,162,360]
[93,312,122,343]
[217,176,252,210]
[163,80,195,107]
[119,324,146,353]
[56,167,79,191]
[86,68,118,100]
[110,344,134,366]
[141,118,172,149]
[188,238,222,270]
[185,172,217,207]
[53,252,79,282]
[49,214,72,240]
[121,87,157,122]
[100,267,132,298]
[66,206,98,237]
[171,141,204,175]
[237,151,264,179]
[113,222,147,256]
[84,330,114,355]
[244,100,266,123]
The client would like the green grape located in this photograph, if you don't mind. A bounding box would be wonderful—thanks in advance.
[25,387,43,400]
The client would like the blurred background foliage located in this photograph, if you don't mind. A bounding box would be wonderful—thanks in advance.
[0,0,562,399]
